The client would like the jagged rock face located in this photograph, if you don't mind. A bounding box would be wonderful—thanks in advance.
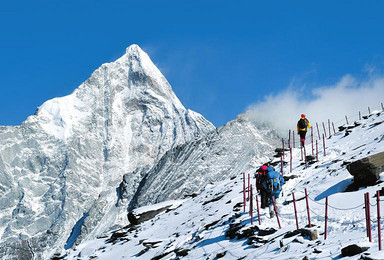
[123,115,280,209]
[0,44,214,259]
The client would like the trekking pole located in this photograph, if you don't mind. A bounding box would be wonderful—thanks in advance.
[323,134,326,156]
[243,172,246,212]
[293,192,299,230]
[272,196,281,229]
[324,196,328,240]
[322,122,327,138]
[377,190,382,250]
[256,192,261,225]
[304,146,307,169]
[316,123,320,140]
[305,188,312,227]
[300,146,303,161]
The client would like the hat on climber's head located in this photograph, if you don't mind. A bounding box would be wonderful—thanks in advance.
[301,114,306,118]
[260,165,268,171]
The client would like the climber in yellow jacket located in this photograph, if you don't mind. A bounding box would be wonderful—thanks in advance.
[297,114,311,147]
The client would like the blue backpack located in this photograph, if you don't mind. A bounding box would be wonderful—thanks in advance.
[264,168,284,194]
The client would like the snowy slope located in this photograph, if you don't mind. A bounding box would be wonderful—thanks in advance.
[64,110,384,260]
[0,44,215,259]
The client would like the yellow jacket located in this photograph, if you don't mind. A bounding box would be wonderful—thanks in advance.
[297,118,311,132]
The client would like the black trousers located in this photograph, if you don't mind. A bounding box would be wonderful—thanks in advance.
[299,131,307,146]
[260,189,268,209]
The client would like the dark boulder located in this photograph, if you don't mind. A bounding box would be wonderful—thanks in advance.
[341,244,369,257]
[347,152,384,187]
[128,205,172,225]
[306,155,316,164]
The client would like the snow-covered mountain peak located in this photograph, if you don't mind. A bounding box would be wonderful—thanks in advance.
[0,45,215,259]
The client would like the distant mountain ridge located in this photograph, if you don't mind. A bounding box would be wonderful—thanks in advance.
[0,45,279,259]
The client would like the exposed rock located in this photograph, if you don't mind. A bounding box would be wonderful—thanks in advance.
[174,248,189,257]
[283,228,318,241]
[300,228,318,240]
[306,155,316,164]
[225,223,245,239]
[216,251,227,258]
[128,205,172,225]
[258,228,277,236]
[346,152,384,189]
[341,244,369,257]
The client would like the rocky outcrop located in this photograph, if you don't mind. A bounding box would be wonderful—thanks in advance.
[346,152,384,188]
[341,244,369,257]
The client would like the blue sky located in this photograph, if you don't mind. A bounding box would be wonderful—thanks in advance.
[1,0,384,127]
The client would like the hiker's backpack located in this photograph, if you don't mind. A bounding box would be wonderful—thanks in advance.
[298,118,307,130]
[265,171,282,193]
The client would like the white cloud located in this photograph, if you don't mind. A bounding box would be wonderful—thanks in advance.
[245,74,384,136]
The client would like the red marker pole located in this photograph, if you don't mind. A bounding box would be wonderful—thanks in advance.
[250,185,253,224]
[323,134,326,156]
[256,192,261,225]
[316,122,320,140]
[324,196,328,240]
[280,155,284,176]
[381,102,384,111]
[376,191,381,247]
[316,140,318,161]
[282,138,285,159]
[345,116,349,125]
[328,119,331,137]
[243,172,246,212]
[289,130,291,149]
[359,111,362,121]
[305,188,312,227]
[272,196,281,229]
[290,147,292,173]
[311,127,314,155]
[368,107,371,115]
[293,131,295,148]
[293,192,299,230]
[248,173,251,200]
[332,122,336,135]
[365,193,370,239]
[367,192,372,242]
[322,122,327,138]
